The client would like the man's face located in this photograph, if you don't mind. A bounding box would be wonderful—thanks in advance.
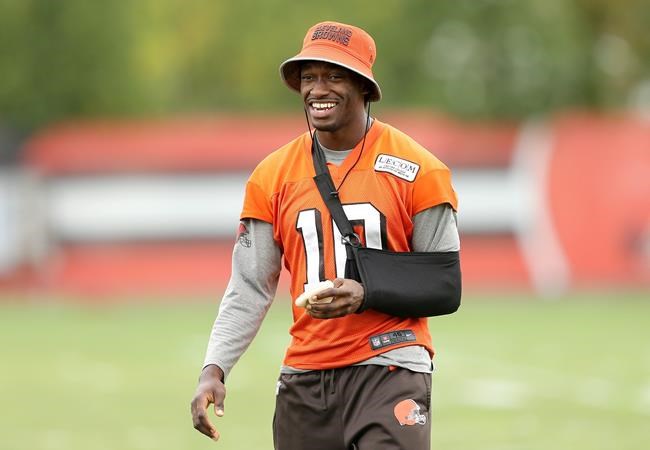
[300,61,367,134]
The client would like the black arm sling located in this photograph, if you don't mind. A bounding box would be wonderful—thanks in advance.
[310,134,461,318]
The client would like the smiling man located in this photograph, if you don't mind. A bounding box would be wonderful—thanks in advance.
[191,21,462,450]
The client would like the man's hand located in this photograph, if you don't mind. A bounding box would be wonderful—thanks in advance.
[306,278,364,319]
[190,365,226,441]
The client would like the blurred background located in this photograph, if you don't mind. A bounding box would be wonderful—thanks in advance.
[0,1,648,449]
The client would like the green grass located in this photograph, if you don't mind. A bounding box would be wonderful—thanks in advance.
[1,291,648,450]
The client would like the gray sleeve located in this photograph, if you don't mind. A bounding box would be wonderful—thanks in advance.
[411,203,460,252]
[202,219,282,380]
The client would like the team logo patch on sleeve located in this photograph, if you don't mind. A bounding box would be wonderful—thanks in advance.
[374,154,420,182]
[237,222,252,248]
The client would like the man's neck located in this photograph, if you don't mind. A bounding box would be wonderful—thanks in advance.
[316,117,373,151]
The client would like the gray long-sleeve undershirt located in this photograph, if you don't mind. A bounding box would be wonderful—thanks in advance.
[203,151,460,380]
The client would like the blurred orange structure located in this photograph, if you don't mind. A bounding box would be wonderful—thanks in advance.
[1,112,647,297]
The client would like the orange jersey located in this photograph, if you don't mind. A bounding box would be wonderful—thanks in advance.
[241,120,457,369]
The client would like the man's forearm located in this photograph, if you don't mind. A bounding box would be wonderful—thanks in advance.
[202,219,282,380]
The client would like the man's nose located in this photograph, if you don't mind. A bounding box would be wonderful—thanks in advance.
[310,77,329,95]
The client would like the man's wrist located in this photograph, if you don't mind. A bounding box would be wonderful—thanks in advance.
[354,283,367,314]
[200,364,225,383]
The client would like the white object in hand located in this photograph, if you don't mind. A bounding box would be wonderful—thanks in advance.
[294,280,335,307]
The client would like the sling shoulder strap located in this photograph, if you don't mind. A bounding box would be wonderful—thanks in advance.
[310,135,361,247]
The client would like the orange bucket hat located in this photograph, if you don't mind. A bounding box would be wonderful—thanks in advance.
[280,21,382,102]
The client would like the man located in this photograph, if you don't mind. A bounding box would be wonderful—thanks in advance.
[191,21,461,449]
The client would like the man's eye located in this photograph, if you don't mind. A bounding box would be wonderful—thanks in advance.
[301,74,313,81]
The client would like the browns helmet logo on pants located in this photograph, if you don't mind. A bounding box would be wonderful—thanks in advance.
[393,399,427,426]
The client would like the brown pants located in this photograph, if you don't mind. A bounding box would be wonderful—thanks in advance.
[273,365,432,450]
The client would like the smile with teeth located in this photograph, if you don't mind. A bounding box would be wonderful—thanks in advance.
[311,101,337,111]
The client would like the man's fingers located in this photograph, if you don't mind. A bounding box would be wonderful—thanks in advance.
[307,283,363,318]
[192,409,220,440]
[314,287,336,300]
[213,384,226,417]
[316,279,355,301]
[312,278,344,300]
[191,390,222,441]
[307,301,350,319]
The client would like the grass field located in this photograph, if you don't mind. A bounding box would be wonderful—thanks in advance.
[1,291,648,450]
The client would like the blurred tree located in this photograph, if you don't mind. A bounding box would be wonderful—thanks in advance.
[574,0,650,109]
[1,0,649,131]
[391,0,594,117]
[0,0,144,130]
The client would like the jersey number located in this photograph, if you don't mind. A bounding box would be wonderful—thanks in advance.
[296,203,385,292]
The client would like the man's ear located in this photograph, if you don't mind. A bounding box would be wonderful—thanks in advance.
[360,82,371,100]
[362,80,371,96]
